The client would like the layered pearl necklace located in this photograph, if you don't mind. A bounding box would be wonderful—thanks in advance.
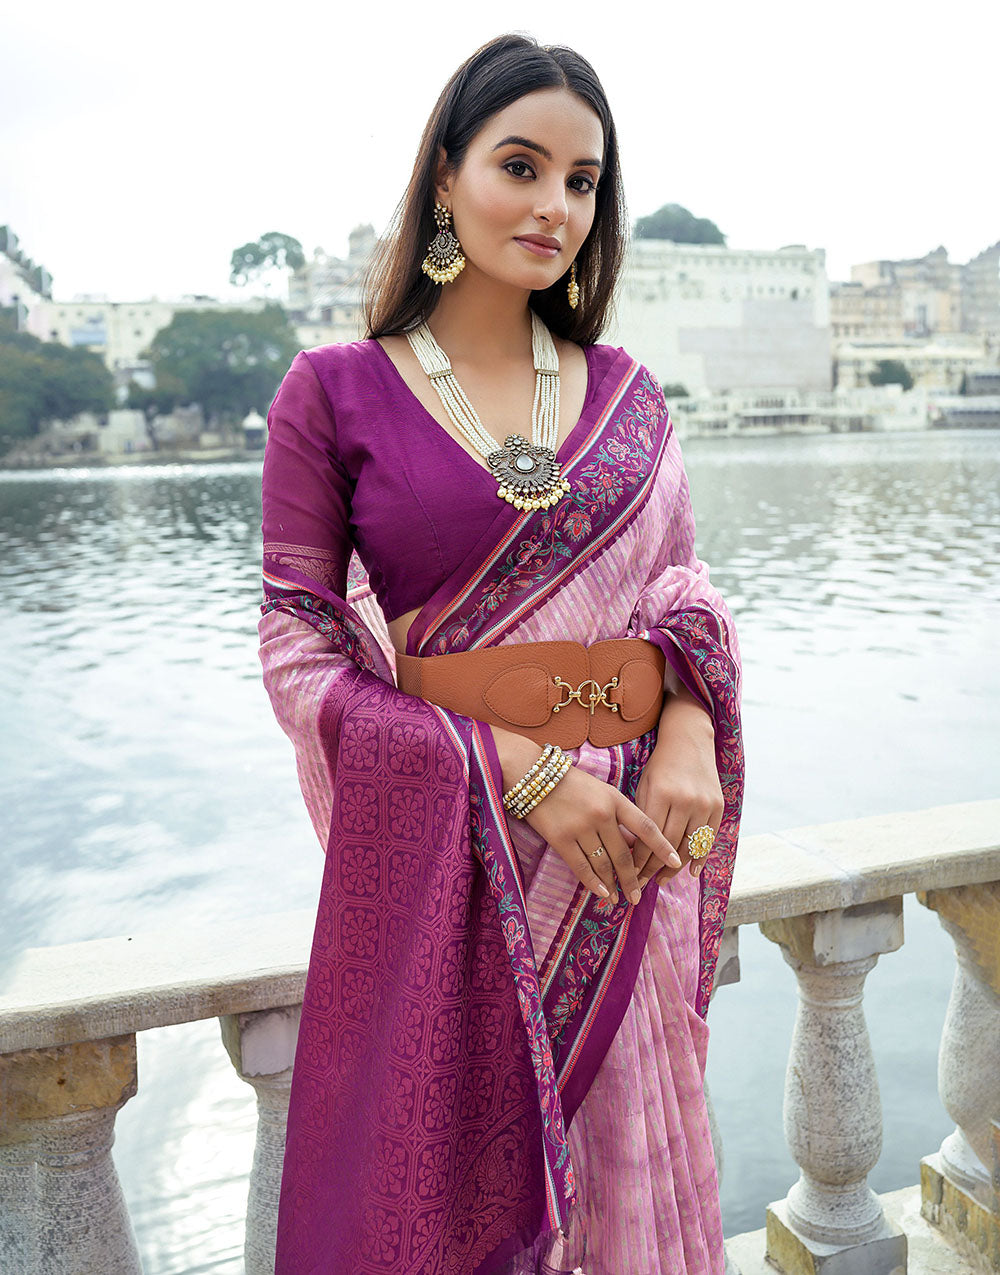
[406,311,571,511]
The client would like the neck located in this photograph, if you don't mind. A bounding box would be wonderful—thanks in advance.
[425,262,536,364]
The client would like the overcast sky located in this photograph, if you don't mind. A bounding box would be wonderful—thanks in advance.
[2,0,996,303]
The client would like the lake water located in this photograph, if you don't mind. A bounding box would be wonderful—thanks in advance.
[1,429,998,1269]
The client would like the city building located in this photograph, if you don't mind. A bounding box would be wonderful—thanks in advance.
[834,336,987,392]
[849,246,962,337]
[289,225,372,346]
[670,384,930,438]
[960,241,1000,338]
[830,281,904,342]
[606,240,832,395]
[835,243,1000,344]
[0,228,53,321]
[24,295,269,393]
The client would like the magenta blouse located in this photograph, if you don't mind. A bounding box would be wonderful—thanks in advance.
[263,337,627,624]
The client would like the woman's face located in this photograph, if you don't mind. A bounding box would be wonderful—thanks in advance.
[438,87,604,294]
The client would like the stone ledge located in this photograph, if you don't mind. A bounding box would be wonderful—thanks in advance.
[1,799,997,1054]
[726,1185,983,1274]
[0,910,315,1053]
[726,799,1000,927]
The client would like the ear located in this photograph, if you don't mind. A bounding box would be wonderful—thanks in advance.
[433,145,452,203]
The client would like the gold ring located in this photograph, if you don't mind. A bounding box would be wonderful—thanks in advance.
[587,844,606,859]
[687,825,715,860]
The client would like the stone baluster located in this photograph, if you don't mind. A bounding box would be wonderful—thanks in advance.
[220,1004,301,1275]
[759,899,907,1275]
[0,1035,142,1274]
[918,882,1000,1269]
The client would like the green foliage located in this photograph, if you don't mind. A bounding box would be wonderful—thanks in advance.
[230,232,305,287]
[0,321,114,456]
[661,383,689,399]
[634,204,726,245]
[868,359,914,391]
[125,376,186,418]
[144,303,299,423]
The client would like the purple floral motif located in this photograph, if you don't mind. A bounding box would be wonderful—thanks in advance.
[340,907,379,960]
[386,720,429,775]
[371,1137,409,1196]
[341,966,377,1021]
[340,782,379,835]
[341,718,379,770]
[415,1141,452,1198]
[422,1074,459,1131]
[388,787,427,841]
[429,1008,463,1064]
[361,1205,401,1262]
[378,1070,416,1130]
[341,843,379,896]
[390,999,425,1060]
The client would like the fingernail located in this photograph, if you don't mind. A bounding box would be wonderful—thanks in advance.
[668,853,682,868]
[596,882,610,898]
[630,888,642,906]
[611,890,620,905]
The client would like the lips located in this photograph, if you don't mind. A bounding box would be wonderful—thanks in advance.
[515,235,561,258]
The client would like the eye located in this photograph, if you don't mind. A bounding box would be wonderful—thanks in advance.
[569,174,597,194]
[504,159,535,179]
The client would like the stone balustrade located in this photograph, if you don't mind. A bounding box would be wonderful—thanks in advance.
[1,798,998,1275]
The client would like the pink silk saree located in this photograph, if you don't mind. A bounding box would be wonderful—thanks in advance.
[258,344,744,1274]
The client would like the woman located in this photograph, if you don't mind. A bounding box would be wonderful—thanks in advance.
[259,32,743,1275]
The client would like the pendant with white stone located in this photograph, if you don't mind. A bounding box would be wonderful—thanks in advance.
[487,434,571,511]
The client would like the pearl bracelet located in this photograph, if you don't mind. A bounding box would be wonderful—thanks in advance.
[503,746,573,819]
[502,744,557,808]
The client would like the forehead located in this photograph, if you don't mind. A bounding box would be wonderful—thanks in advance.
[475,87,604,159]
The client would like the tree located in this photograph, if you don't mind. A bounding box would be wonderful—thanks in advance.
[230,232,305,288]
[143,303,299,425]
[634,204,726,245]
[868,359,914,391]
[0,313,114,456]
[661,383,689,399]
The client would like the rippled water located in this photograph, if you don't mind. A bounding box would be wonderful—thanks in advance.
[1,431,997,1264]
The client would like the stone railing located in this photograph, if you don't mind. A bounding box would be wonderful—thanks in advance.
[1,798,998,1275]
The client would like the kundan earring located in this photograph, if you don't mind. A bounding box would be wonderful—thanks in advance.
[567,260,580,310]
[421,201,466,284]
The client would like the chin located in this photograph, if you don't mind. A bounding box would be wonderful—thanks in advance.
[475,255,562,294]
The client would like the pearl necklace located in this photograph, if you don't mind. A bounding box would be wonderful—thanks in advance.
[406,311,571,511]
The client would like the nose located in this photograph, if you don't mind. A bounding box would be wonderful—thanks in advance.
[534,179,568,228]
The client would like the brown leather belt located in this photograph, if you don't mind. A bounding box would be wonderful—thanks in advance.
[395,638,666,748]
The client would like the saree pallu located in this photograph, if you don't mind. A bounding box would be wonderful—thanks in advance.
[259,352,744,1275]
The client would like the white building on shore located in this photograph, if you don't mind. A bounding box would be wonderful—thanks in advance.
[670,383,930,438]
[834,335,989,393]
[606,240,831,394]
[24,295,270,390]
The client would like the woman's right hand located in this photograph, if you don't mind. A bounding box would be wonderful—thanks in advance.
[491,726,681,906]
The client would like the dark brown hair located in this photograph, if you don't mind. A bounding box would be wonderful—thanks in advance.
[363,33,627,345]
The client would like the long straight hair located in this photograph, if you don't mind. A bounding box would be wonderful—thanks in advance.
[363,34,628,345]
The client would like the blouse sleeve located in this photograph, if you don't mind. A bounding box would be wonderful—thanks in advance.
[261,350,354,606]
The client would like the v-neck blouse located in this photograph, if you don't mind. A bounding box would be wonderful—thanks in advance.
[263,336,627,624]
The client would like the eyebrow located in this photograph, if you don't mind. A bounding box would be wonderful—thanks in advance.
[491,134,603,171]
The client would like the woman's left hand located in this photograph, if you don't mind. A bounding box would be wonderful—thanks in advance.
[629,686,723,887]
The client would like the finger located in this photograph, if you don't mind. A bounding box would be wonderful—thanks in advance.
[600,815,657,907]
[631,779,669,880]
[580,838,619,904]
[576,843,618,904]
[616,796,678,879]
[641,804,695,887]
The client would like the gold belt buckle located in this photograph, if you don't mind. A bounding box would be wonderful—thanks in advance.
[552,675,620,716]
